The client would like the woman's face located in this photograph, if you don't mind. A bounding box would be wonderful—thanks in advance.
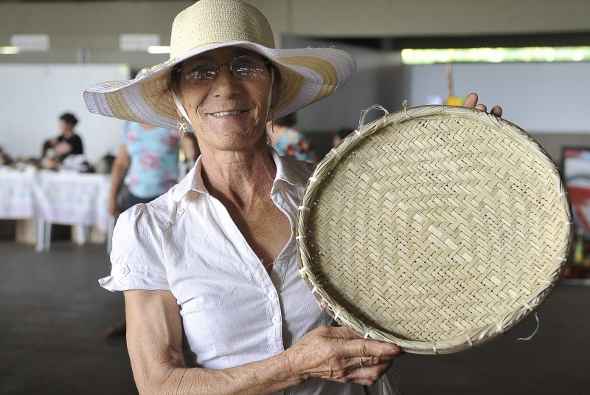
[58,120,74,135]
[177,47,273,153]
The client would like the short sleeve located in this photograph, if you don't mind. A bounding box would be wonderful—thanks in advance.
[98,204,170,292]
[65,134,84,155]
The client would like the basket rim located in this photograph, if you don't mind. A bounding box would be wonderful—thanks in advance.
[296,105,573,355]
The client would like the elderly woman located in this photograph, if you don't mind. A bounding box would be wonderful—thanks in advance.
[85,1,501,394]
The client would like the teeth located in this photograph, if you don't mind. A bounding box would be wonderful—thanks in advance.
[211,110,244,117]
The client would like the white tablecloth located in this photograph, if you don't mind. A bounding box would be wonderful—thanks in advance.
[0,168,35,219]
[0,168,110,231]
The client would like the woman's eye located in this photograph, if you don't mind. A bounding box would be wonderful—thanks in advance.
[233,64,252,75]
[187,66,216,80]
[233,60,265,78]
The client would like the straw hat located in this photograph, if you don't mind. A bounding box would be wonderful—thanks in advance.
[83,0,355,129]
[297,105,572,354]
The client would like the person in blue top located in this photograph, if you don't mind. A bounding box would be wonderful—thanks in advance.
[108,122,184,216]
[268,112,317,163]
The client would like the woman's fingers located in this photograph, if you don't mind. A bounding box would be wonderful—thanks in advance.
[463,92,504,117]
[328,360,391,384]
[324,326,361,340]
[345,362,391,384]
[491,105,503,117]
[475,103,487,112]
[293,325,401,384]
[463,92,478,108]
[339,338,400,359]
[341,355,382,371]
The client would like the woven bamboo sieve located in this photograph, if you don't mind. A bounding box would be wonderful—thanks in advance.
[296,105,572,355]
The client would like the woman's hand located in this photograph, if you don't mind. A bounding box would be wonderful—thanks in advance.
[463,92,503,118]
[54,141,72,156]
[284,326,401,386]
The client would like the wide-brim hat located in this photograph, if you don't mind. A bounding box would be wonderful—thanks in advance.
[83,0,356,129]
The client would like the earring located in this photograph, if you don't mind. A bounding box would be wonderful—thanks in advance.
[178,118,189,134]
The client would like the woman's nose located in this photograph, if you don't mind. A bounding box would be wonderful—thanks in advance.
[211,67,238,98]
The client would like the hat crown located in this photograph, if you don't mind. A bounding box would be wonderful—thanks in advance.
[170,0,275,59]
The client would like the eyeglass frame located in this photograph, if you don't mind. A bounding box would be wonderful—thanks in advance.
[172,54,273,84]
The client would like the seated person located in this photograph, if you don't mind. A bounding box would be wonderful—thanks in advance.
[41,112,84,168]
[0,146,13,166]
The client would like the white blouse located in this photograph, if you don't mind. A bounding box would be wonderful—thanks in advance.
[99,152,396,395]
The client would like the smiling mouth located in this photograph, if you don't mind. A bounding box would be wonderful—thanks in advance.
[206,110,250,118]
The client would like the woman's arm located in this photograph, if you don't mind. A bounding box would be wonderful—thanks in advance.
[124,290,401,395]
[125,290,301,395]
[108,144,130,216]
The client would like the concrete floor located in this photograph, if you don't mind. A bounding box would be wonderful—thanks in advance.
[1,242,135,395]
[1,241,589,394]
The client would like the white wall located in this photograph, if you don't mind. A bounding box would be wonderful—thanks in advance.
[407,62,590,133]
[283,36,406,132]
[278,38,590,135]
[0,64,129,162]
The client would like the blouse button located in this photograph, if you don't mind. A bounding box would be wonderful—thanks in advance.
[119,264,130,276]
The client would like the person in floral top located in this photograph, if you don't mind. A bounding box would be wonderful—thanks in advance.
[108,122,180,216]
[268,112,317,163]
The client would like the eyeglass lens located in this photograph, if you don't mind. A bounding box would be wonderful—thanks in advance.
[184,55,267,82]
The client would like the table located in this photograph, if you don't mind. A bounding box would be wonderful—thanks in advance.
[0,167,111,251]
[0,168,35,220]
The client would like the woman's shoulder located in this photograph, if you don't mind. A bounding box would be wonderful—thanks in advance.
[118,192,178,234]
[106,194,174,292]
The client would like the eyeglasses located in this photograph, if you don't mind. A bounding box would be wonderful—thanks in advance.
[181,55,270,83]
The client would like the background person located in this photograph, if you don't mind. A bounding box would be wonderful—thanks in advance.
[268,112,317,162]
[108,121,181,217]
[41,112,84,169]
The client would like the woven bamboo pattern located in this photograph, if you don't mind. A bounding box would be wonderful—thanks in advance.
[297,105,572,355]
